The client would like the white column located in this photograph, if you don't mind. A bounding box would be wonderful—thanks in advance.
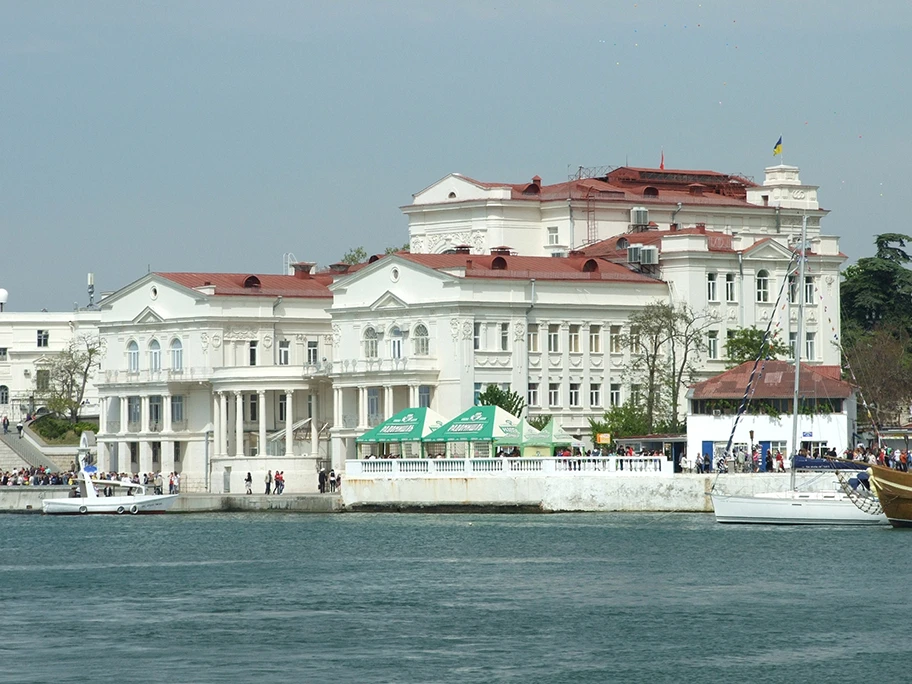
[284,389,294,457]
[310,393,319,458]
[384,385,393,419]
[258,390,267,458]
[120,395,128,434]
[99,397,107,434]
[409,384,418,408]
[212,393,221,457]
[163,393,172,432]
[358,387,367,428]
[333,387,342,429]
[141,396,150,432]
[235,391,244,458]
[219,391,229,457]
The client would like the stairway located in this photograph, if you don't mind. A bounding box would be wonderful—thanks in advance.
[0,438,29,471]
[0,431,60,471]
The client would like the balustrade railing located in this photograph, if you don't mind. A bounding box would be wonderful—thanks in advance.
[346,456,671,477]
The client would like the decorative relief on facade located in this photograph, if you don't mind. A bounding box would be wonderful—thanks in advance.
[549,355,562,368]
[450,319,460,340]
[472,232,484,253]
[590,357,603,368]
[461,321,473,340]
[222,327,256,341]
[333,325,342,347]
[759,309,770,322]
[807,310,817,323]
[200,333,209,350]
[211,334,221,348]
[411,237,424,253]
[570,357,583,368]
[323,334,333,346]
[262,335,273,349]
[790,309,798,322]
[513,321,525,341]
[529,357,541,368]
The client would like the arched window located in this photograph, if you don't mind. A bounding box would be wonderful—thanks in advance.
[363,327,379,359]
[390,326,403,359]
[170,339,183,371]
[756,270,770,303]
[127,341,139,373]
[149,339,161,372]
[413,324,430,356]
[0,385,8,405]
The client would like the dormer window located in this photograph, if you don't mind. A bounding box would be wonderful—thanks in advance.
[643,186,659,198]
[243,275,261,289]
[448,191,457,199]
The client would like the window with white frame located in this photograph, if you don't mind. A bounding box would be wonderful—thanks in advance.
[589,326,601,353]
[127,341,139,373]
[36,369,50,391]
[548,324,560,353]
[528,382,539,407]
[788,274,798,304]
[0,348,8,361]
[548,383,560,407]
[278,394,287,422]
[629,326,640,353]
[363,327,378,358]
[413,324,429,356]
[804,276,815,305]
[474,383,482,405]
[307,340,319,364]
[0,385,8,405]
[418,385,431,408]
[610,325,622,353]
[149,339,161,372]
[171,395,184,423]
[37,330,49,347]
[528,324,539,352]
[474,322,482,351]
[805,332,816,360]
[569,325,580,353]
[547,226,559,245]
[609,383,621,407]
[707,273,718,302]
[707,331,719,360]
[590,383,601,407]
[756,270,770,303]
[569,383,580,407]
[367,388,380,421]
[248,341,258,366]
[789,332,798,360]
[500,323,509,351]
[278,340,290,365]
[725,274,736,302]
[389,327,402,359]
[248,394,258,422]
[127,396,141,424]
[170,339,183,371]
[631,384,642,405]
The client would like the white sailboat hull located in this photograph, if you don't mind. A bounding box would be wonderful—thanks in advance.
[712,491,886,525]
[42,494,177,515]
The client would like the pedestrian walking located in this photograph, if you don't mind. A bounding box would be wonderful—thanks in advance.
[244,472,253,495]
[16,421,24,438]
[318,468,326,493]
[329,469,336,493]
[265,470,273,495]
[2,416,8,434]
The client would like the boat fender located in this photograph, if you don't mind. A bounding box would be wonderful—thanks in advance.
[116,506,126,515]
[78,505,88,514]
[130,505,139,515]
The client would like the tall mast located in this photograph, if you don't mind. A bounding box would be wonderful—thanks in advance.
[790,214,808,491]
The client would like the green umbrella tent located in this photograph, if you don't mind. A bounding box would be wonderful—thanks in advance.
[355,407,446,458]
[493,418,551,457]
[422,405,523,458]
[537,418,582,451]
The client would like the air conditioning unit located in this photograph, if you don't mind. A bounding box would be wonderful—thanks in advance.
[630,206,648,225]
[640,246,659,265]
[627,245,642,263]
[712,409,722,417]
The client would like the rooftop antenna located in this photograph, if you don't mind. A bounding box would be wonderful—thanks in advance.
[86,272,98,310]
[283,252,298,275]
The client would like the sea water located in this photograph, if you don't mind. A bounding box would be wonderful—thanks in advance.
[0,512,907,684]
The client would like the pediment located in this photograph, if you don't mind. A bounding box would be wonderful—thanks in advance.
[743,240,792,260]
[369,291,409,311]
[132,307,165,325]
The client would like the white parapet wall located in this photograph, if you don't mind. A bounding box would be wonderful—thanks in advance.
[342,458,844,512]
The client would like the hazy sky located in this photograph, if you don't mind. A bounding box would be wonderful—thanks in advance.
[2,1,909,311]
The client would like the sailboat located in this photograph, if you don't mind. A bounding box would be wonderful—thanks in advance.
[710,216,886,525]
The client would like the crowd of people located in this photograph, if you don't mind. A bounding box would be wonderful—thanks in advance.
[318,468,340,493]
[0,466,182,494]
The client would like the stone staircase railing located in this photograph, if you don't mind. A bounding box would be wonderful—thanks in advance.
[0,429,60,471]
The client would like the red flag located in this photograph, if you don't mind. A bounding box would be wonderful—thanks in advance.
[660,150,665,170]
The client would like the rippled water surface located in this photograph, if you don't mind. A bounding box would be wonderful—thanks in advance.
[0,512,907,683]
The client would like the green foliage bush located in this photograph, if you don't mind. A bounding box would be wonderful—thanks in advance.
[31,415,98,443]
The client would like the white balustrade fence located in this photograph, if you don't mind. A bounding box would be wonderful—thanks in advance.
[345,456,671,477]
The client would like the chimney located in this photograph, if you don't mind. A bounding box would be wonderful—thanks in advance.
[329,263,351,274]
[466,259,473,269]
[453,244,471,254]
[491,246,512,256]
[670,223,678,232]
[696,223,706,233]
[292,262,315,279]
[532,175,542,188]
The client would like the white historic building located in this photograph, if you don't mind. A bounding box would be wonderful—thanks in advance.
[0,305,101,423]
[93,265,335,492]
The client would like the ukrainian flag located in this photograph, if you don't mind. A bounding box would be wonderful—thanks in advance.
[773,136,783,156]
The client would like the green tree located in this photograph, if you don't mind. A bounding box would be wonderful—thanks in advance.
[385,242,410,255]
[588,400,651,440]
[724,326,791,367]
[841,233,912,339]
[843,325,912,427]
[526,415,551,431]
[341,247,368,265]
[40,335,104,423]
[477,385,526,417]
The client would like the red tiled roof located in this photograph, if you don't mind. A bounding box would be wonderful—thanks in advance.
[580,227,734,259]
[156,272,333,298]
[394,253,664,284]
[690,360,852,400]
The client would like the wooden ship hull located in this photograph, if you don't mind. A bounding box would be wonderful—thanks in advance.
[867,464,912,528]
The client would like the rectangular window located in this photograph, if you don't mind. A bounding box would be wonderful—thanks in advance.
[610,326,622,353]
[528,382,539,407]
[756,272,770,303]
[788,275,798,304]
[128,396,141,424]
[629,326,640,353]
[789,332,798,360]
[37,330,49,348]
[418,385,431,408]
[367,388,380,421]
[149,396,162,428]
[631,384,642,405]
[171,395,184,423]
[474,323,482,351]
[391,336,402,359]
[589,326,601,353]
[474,382,482,405]
[307,393,314,419]
[170,342,183,371]
[36,368,50,391]
[805,332,816,360]
[548,383,560,407]
[278,340,290,365]
[278,395,286,422]
[0,348,7,361]
[725,274,736,302]
[249,341,258,366]
[568,325,580,353]
[307,340,319,364]
[590,383,601,407]
[804,276,815,304]
[364,331,378,359]
[569,383,580,407]
[609,383,621,407]
[707,331,719,360]
[528,324,539,353]
[501,323,509,351]
[548,324,560,353]
[707,273,717,302]
[249,394,258,422]
[150,345,161,372]
[547,226,559,245]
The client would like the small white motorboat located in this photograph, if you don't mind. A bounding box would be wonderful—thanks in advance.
[42,468,177,515]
